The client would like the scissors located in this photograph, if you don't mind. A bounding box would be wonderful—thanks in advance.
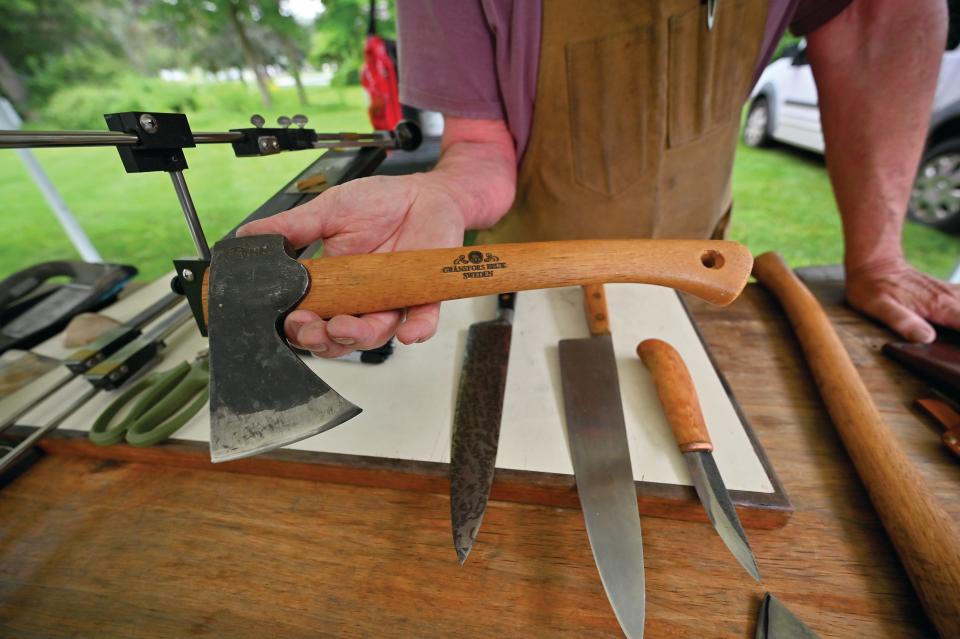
[89,351,209,447]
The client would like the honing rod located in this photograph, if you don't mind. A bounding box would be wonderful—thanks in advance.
[200,239,751,321]
[752,252,960,638]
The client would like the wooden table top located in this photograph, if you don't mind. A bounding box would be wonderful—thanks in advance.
[1,283,957,638]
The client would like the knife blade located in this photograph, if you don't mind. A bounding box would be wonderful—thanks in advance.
[449,292,515,564]
[559,284,645,639]
[637,338,761,582]
[756,593,821,638]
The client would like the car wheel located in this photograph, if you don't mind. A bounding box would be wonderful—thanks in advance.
[909,138,960,233]
[743,97,772,147]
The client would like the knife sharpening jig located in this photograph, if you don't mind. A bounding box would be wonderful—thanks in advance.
[1,114,756,466]
[0,112,421,463]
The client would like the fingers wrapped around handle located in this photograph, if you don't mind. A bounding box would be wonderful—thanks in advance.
[637,338,713,453]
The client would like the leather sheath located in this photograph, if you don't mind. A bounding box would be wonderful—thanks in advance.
[883,341,960,397]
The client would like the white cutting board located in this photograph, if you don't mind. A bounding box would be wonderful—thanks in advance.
[11,275,773,494]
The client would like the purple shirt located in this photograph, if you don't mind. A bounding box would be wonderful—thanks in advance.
[397,0,853,161]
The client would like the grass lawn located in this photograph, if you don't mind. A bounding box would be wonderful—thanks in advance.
[0,85,370,280]
[2,83,958,281]
[731,142,960,278]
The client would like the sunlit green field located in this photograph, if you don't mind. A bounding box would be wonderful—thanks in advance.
[2,84,957,281]
[0,85,369,279]
[730,141,959,278]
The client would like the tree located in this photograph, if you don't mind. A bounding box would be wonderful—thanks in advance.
[148,0,275,108]
[0,0,121,115]
[257,0,312,106]
[311,0,395,86]
[225,0,273,108]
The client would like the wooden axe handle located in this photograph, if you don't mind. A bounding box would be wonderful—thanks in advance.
[752,251,960,637]
[202,239,752,320]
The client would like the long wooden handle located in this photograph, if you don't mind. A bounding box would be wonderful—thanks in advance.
[581,284,610,336]
[753,251,960,637]
[637,339,712,453]
[202,239,751,320]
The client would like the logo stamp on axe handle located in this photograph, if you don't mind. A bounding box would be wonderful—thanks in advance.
[198,234,753,463]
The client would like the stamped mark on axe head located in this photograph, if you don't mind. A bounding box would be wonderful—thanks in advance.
[207,235,361,463]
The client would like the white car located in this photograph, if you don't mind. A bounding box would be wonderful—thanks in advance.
[744,40,960,232]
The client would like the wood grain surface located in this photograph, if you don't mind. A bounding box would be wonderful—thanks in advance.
[753,252,960,637]
[1,284,958,638]
[201,239,753,320]
[18,432,792,529]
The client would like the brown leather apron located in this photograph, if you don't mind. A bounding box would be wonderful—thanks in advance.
[477,0,768,243]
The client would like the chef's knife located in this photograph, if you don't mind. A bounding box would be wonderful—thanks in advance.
[637,338,761,582]
[450,292,515,564]
[559,284,645,639]
[755,593,821,638]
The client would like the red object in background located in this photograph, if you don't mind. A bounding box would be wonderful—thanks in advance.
[361,2,401,131]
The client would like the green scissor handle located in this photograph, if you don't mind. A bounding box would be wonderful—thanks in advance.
[89,356,209,448]
[90,373,162,446]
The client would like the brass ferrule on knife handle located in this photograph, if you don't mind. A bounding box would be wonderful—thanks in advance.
[581,283,611,336]
[637,339,714,454]
[752,251,960,637]
[201,239,752,321]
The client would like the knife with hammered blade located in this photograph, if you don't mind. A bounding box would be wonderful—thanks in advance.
[450,292,515,564]
[637,338,761,582]
[559,284,645,639]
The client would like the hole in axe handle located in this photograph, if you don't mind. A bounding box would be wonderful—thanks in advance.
[700,250,724,270]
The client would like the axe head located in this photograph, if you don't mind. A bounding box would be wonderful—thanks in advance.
[207,235,361,463]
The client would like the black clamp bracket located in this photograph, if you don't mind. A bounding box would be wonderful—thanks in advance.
[230,126,317,156]
[171,258,210,336]
[104,111,195,173]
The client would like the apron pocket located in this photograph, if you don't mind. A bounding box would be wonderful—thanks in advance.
[668,0,756,148]
[565,25,666,197]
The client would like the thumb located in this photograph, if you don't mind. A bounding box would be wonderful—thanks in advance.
[397,303,441,345]
[235,198,335,248]
[861,296,936,343]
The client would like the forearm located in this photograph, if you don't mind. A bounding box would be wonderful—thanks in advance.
[420,116,517,231]
[807,0,947,272]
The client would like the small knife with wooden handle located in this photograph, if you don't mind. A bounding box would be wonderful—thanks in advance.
[637,338,761,582]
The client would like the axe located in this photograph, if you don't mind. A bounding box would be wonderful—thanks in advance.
[184,235,752,462]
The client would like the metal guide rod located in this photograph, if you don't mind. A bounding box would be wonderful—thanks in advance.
[0,385,99,474]
[192,132,245,144]
[0,130,139,147]
[313,131,389,141]
[169,170,211,260]
[125,292,184,334]
[312,139,393,150]
[0,128,400,150]
[0,130,242,148]
[141,304,193,343]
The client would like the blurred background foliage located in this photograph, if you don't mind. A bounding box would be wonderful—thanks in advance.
[0,0,390,128]
[0,0,957,282]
